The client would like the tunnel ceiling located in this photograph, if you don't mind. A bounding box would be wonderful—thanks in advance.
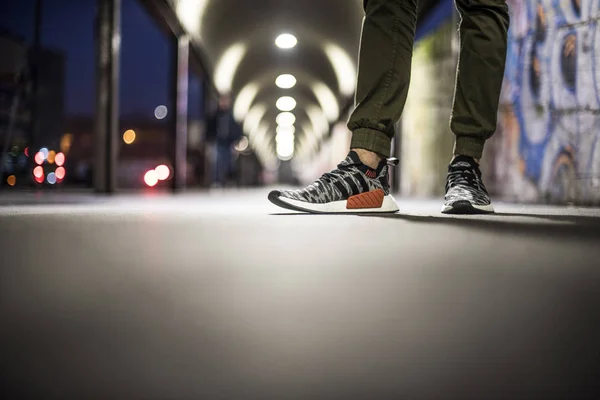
[166,0,439,165]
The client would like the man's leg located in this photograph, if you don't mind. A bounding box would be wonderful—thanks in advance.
[451,0,510,160]
[348,0,419,168]
[267,0,418,213]
[443,0,509,214]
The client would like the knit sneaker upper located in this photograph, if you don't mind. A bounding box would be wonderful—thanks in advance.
[444,156,491,207]
[278,151,395,204]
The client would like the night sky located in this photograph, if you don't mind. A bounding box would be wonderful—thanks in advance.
[0,0,196,117]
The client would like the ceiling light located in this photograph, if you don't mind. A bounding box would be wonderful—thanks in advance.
[275,33,297,49]
[233,82,260,122]
[243,103,267,135]
[276,96,296,112]
[276,74,297,89]
[312,82,339,122]
[324,43,357,97]
[214,43,247,94]
[306,105,330,138]
[276,112,296,127]
[277,140,294,161]
[276,125,295,135]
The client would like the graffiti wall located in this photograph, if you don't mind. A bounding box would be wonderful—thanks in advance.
[487,0,600,204]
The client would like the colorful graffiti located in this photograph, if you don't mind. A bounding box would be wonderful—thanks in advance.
[493,0,600,204]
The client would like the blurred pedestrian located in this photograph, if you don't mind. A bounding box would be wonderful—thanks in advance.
[207,95,242,187]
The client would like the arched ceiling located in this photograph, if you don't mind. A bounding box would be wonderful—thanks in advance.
[167,0,438,165]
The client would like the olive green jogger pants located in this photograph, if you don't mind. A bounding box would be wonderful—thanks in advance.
[348,0,510,159]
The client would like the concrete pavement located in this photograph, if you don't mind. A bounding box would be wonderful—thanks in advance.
[1,189,600,399]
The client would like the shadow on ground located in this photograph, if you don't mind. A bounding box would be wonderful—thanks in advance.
[271,211,600,239]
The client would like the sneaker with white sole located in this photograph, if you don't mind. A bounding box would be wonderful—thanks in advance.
[442,155,494,214]
[268,151,399,213]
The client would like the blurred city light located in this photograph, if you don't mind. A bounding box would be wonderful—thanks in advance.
[34,173,44,184]
[276,74,297,89]
[33,166,44,179]
[24,147,29,157]
[144,170,159,187]
[55,152,65,167]
[40,147,49,159]
[34,151,45,165]
[155,165,170,181]
[324,43,357,97]
[7,175,16,186]
[47,172,57,185]
[154,105,168,120]
[312,82,340,122]
[235,136,250,152]
[276,96,296,112]
[60,134,73,154]
[233,82,259,122]
[275,33,297,49]
[47,150,56,164]
[123,129,136,144]
[276,112,296,127]
[215,43,247,93]
[55,167,66,180]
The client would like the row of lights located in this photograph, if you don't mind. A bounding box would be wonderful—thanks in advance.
[274,34,299,161]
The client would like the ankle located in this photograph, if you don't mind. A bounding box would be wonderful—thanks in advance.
[452,154,480,164]
[352,148,383,169]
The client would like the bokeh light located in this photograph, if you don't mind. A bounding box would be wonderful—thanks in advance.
[276,96,297,112]
[55,152,65,167]
[34,151,45,165]
[7,175,16,186]
[235,136,249,152]
[276,74,297,89]
[154,105,168,120]
[155,165,170,181]
[33,166,44,179]
[275,33,297,49]
[47,150,56,164]
[144,170,159,187]
[60,133,73,154]
[276,112,296,127]
[123,129,136,145]
[34,172,44,184]
[55,166,66,180]
[47,172,57,185]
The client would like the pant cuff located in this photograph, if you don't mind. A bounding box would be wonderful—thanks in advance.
[454,136,485,160]
[350,128,392,158]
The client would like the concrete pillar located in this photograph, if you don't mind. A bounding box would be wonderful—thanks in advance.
[170,34,189,191]
[94,0,120,193]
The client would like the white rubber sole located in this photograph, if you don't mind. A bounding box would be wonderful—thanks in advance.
[273,194,400,214]
[441,201,495,214]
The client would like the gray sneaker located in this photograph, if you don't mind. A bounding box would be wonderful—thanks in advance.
[268,151,399,213]
[442,156,494,214]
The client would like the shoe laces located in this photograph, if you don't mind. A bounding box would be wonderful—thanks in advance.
[447,164,482,190]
